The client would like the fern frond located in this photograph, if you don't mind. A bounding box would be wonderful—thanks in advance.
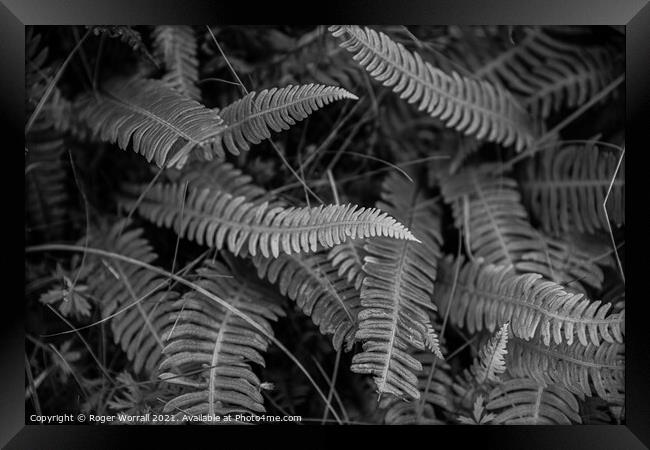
[83,219,179,375]
[486,378,582,424]
[521,49,618,118]
[212,84,358,155]
[327,238,366,291]
[74,78,226,168]
[159,260,284,419]
[519,142,625,235]
[152,26,200,100]
[434,256,624,347]
[516,232,606,291]
[507,336,624,403]
[351,173,443,400]
[253,251,360,350]
[120,181,418,259]
[382,352,455,424]
[329,25,536,151]
[440,165,545,266]
[471,322,510,384]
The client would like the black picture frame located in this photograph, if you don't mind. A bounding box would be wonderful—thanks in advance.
[4,1,646,448]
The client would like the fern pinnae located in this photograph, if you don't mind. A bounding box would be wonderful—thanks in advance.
[434,256,624,347]
[214,83,358,155]
[472,322,510,384]
[327,238,366,291]
[253,251,360,351]
[351,173,443,400]
[329,25,536,151]
[152,26,200,100]
[507,336,624,403]
[75,78,226,169]
[159,260,285,419]
[120,182,419,258]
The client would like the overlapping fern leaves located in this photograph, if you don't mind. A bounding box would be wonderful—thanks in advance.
[519,142,625,235]
[329,25,536,151]
[74,78,227,168]
[81,219,179,375]
[159,260,284,418]
[434,256,624,347]
[351,172,443,400]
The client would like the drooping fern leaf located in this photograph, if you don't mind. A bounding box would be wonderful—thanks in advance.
[351,172,443,400]
[252,251,360,351]
[434,256,624,347]
[74,78,226,168]
[212,84,358,155]
[120,181,419,258]
[83,219,179,375]
[485,377,582,424]
[329,25,536,151]
[159,260,284,419]
[519,142,625,235]
[507,335,624,403]
[152,26,200,100]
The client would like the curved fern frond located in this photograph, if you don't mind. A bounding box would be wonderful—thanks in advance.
[434,256,625,347]
[84,219,179,375]
[486,378,582,424]
[507,336,624,403]
[213,84,358,155]
[159,260,284,419]
[152,26,200,100]
[352,173,443,400]
[471,322,510,384]
[327,238,366,291]
[253,251,360,350]
[74,78,226,168]
[88,26,147,54]
[519,142,625,235]
[120,182,418,259]
[329,25,536,151]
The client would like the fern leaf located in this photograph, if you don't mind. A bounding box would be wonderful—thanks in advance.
[253,251,360,350]
[507,336,624,403]
[83,219,179,375]
[159,260,284,419]
[471,322,510,384]
[75,78,226,168]
[434,256,624,347]
[382,352,455,424]
[120,182,419,259]
[521,48,619,118]
[212,84,358,155]
[329,25,536,151]
[519,142,625,235]
[486,377,582,424]
[152,26,200,100]
[327,238,366,291]
[351,173,443,400]
[440,165,545,266]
